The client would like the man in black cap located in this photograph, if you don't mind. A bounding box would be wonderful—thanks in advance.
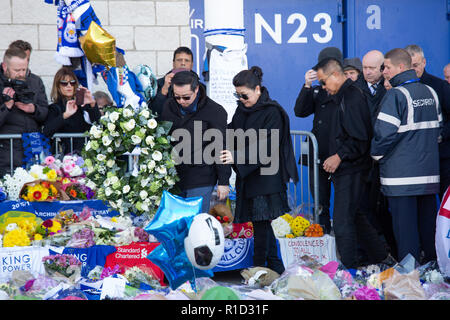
[343,57,362,81]
[294,47,344,234]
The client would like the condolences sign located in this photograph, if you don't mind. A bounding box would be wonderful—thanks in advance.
[208,46,248,123]
[277,235,337,267]
[436,186,450,277]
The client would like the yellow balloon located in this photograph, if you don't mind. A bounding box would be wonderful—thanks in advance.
[79,21,116,68]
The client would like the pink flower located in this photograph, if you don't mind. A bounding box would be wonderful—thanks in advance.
[45,156,55,165]
[64,165,73,173]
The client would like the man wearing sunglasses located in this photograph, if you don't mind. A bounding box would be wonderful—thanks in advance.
[0,47,48,177]
[160,71,231,213]
[316,57,393,269]
[293,46,344,234]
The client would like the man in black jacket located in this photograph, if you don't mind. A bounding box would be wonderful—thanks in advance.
[150,47,194,116]
[353,49,397,259]
[0,47,48,177]
[316,58,390,269]
[294,47,344,234]
[405,45,450,198]
[160,71,230,213]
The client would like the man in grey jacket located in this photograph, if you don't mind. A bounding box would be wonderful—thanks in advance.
[371,48,442,264]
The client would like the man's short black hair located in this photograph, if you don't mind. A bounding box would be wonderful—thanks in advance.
[315,58,344,75]
[173,46,193,61]
[171,70,199,91]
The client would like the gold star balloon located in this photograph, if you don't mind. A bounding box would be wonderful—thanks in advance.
[79,21,116,68]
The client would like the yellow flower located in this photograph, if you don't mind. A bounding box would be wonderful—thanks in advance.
[111,217,117,223]
[34,234,43,241]
[46,169,57,181]
[281,213,294,224]
[3,228,31,247]
[48,220,62,234]
[286,234,295,238]
[290,216,310,237]
[26,185,49,201]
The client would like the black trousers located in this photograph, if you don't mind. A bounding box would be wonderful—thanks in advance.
[308,164,332,233]
[332,170,388,269]
[387,194,437,264]
[253,220,285,274]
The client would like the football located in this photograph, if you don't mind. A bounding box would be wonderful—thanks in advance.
[184,213,225,270]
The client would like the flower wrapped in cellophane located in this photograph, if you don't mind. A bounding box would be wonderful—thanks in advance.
[42,254,82,283]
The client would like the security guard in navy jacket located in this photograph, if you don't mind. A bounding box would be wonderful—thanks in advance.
[371,49,442,264]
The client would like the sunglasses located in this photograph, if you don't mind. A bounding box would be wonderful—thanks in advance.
[60,80,77,87]
[174,95,193,101]
[233,92,249,100]
[318,74,333,87]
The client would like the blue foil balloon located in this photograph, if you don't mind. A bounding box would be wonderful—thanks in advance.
[147,244,213,290]
[144,191,202,258]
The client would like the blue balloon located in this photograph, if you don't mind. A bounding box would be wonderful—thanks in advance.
[147,244,213,290]
[144,191,202,258]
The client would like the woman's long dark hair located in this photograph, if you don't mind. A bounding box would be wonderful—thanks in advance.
[50,67,79,103]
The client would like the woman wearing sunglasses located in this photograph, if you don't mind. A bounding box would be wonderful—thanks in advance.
[220,66,298,275]
[43,67,101,155]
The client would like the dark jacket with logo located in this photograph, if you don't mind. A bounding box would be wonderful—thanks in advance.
[371,69,441,196]
[0,68,48,176]
[328,79,373,177]
[420,70,450,173]
[160,84,231,190]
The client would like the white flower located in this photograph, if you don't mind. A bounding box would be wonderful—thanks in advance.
[114,139,122,148]
[152,150,162,161]
[122,185,130,194]
[107,123,116,132]
[123,108,134,118]
[104,178,110,187]
[105,187,113,197]
[86,180,97,190]
[102,135,112,146]
[109,111,120,122]
[90,125,102,139]
[123,119,136,131]
[107,147,113,153]
[145,136,155,147]
[139,190,148,200]
[271,216,291,238]
[147,160,156,171]
[97,154,106,161]
[106,159,115,168]
[155,166,167,175]
[166,177,175,186]
[140,178,150,187]
[140,147,149,155]
[85,141,91,151]
[6,223,18,232]
[110,176,119,184]
[141,203,149,212]
[131,135,142,145]
[140,109,150,118]
[147,119,157,129]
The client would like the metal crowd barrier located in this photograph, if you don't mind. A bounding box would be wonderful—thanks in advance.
[0,130,321,223]
[289,130,320,224]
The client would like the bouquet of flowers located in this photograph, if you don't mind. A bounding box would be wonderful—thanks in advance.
[62,183,95,200]
[61,155,85,177]
[124,266,162,289]
[2,224,31,247]
[20,180,61,202]
[82,105,179,216]
[1,167,35,200]
[42,254,82,280]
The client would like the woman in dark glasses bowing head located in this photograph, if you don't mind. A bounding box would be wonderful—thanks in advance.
[220,66,298,275]
[43,67,101,156]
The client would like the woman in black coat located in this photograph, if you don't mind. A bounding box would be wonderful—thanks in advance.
[43,67,101,156]
[220,66,298,274]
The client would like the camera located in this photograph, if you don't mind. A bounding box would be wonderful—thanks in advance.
[1,78,35,104]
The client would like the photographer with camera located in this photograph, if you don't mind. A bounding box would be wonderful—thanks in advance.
[0,47,49,177]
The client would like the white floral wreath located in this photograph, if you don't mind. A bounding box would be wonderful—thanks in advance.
[82,105,179,216]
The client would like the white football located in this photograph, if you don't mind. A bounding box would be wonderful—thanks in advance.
[184,213,225,270]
